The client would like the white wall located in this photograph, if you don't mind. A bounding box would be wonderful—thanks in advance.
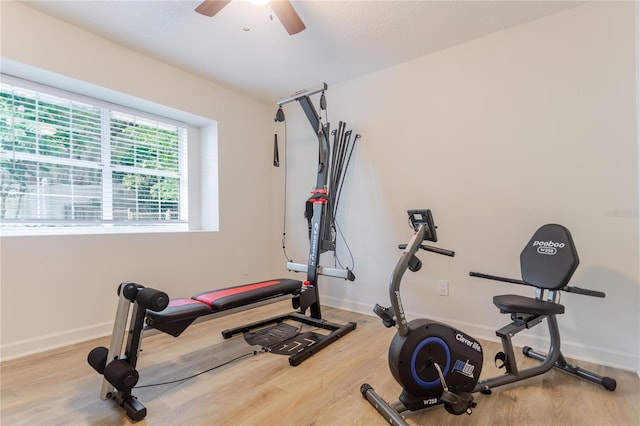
[0,1,277,359]
[276,2,640,372]
[1,1,638,374]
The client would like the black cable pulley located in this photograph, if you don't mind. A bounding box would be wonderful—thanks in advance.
[275,106,285,122]
[320,92,326,110]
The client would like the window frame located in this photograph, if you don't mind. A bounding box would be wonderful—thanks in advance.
[0,74,190,236]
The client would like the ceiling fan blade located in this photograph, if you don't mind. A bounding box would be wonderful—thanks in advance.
[270,0,306,35]
[195,0,232,17]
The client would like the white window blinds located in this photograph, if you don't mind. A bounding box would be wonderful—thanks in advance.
[0,78,188,232]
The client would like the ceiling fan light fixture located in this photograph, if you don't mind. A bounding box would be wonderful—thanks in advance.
[196,0,305,35]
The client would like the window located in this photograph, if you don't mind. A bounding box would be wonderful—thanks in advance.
[0,77,188,234]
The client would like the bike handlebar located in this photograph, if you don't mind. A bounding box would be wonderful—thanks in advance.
[398,244,455,257]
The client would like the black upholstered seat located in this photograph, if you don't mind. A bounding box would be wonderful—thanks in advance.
[493,294,565,316]
[492,224,578,317]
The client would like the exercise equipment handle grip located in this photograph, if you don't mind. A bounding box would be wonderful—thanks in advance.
[470,272,607,298]
[563,286,606,298]
[398,244,455,257]
[420,244,455,257]
[469,272,527,285]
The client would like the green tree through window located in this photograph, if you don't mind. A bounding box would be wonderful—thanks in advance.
[0,79,187,232]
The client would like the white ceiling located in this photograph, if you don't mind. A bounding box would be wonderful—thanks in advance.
[20,0,583,103]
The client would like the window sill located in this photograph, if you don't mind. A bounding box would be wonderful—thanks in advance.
[0,224,190,238]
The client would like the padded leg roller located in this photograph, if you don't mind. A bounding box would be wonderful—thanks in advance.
[104,360,139,390]
[87,346,108,374]
[120,281,141,301]
[136,287,169,312]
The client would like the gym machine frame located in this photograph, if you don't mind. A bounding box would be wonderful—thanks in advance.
[220,82,356,358]
[87,83,357,421]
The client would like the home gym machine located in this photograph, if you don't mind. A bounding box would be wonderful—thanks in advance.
[221,82,359,349]
[87,83,358,421]
[361,209,616,426]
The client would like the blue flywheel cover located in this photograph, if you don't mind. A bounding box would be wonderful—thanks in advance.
[410,336,451,388]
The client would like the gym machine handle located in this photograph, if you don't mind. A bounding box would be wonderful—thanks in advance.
[469,272,526,285]
[398,244,455,257]
[563,286,606,298]
[469,272,606,298]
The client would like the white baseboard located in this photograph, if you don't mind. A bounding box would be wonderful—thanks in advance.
[0,321,113,362]
[324,296,640,373]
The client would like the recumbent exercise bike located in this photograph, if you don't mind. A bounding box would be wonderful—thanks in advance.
[361,209,616,426]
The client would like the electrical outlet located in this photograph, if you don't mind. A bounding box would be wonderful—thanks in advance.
[241,261,249,276]
[438,280,449,296]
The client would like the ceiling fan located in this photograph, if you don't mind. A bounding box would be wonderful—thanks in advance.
[195,0,306,35]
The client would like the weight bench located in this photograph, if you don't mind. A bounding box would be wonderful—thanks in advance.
[145,278,303,337]
[87,278,355,421]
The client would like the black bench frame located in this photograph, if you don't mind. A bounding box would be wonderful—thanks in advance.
[87,83,358,421]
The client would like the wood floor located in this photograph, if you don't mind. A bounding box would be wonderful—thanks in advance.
[1,301,638,426]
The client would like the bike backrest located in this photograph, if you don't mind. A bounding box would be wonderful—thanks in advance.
[520,224,579,290]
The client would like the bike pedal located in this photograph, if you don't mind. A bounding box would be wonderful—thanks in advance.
[373,304,396,327]
[494,351,507,369]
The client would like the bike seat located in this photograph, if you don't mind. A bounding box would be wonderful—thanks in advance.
[493,294,565,316]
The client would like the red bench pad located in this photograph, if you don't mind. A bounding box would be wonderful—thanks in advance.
[192,278,302,312]
[145,278,302,331]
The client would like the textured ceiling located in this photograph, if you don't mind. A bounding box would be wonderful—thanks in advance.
[20,1,583,103]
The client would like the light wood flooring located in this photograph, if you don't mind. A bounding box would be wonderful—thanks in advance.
[1,301,638,425]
